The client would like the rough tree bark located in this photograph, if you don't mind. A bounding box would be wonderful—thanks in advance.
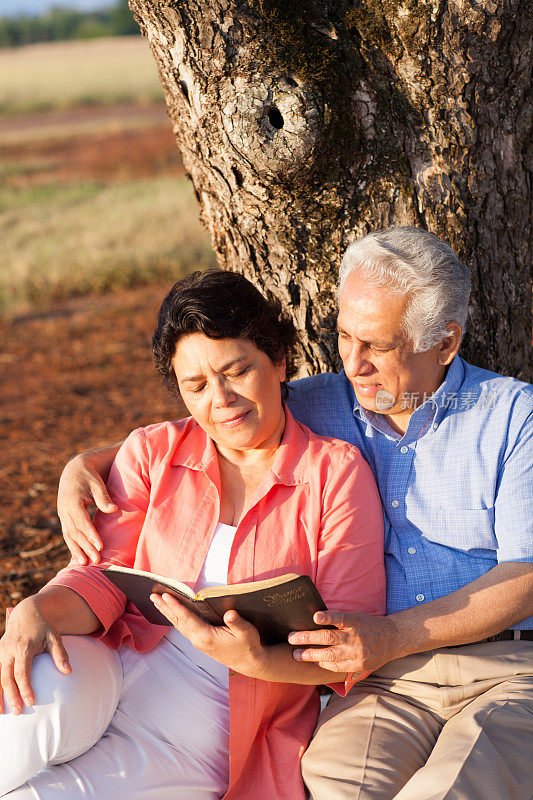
[129,0,532,380]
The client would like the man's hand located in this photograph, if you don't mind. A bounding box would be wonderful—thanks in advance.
[151,593,267,679]
[57,453,118,565]
[288,611,396,675]
[0,598,72,715]
[289,564,533,674]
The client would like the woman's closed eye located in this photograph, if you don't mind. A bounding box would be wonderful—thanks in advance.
[187,367,249,393]
[227,366,250,378]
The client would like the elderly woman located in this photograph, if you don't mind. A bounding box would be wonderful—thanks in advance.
[0,271,385,800]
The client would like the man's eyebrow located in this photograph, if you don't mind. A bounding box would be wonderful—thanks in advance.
[336,326,396,348]
[181,357,248,383]
[368,340,397,348]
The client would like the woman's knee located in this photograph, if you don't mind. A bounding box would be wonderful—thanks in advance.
[36,636,123,760]
[0,636,122,796]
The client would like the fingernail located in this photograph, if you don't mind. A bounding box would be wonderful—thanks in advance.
[22,696,32,707]
[62,661,71,671]
[11,705,21,716]
[315,613,325,624]
[292,649,303,661]
[288,634,296,644]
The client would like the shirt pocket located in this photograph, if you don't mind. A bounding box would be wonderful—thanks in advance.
[422,506,497,553]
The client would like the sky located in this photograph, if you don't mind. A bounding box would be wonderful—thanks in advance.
[0,0,115,17]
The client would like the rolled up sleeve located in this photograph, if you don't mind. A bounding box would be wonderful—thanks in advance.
[48,428,164,649]
[495,410,533,564]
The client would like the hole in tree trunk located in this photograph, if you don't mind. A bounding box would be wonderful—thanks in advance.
[288,279,300,306]
[180,80,189,101]
[268,107,284,129]
[231,167,243,187]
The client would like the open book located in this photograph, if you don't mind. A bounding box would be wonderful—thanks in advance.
[103,566,328,645]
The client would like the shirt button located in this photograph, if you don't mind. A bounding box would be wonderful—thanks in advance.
[433,423,438,429]
[400,446,408,454]
[416,593,425,602]
[391,499,399,508]
[408,547,417,555]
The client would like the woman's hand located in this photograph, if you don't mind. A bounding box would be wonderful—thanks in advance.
[0,597,72,715]
[57,452,118,566]
[151,593,267,679]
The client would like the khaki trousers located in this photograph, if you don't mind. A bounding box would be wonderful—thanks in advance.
[302,641,533,800]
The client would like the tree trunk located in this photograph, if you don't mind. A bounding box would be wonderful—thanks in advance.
[129,0,532,381]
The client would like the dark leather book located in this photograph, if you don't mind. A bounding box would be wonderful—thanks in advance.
[102,566,328,645]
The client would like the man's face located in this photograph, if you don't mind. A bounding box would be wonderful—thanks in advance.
[337,272,450,428]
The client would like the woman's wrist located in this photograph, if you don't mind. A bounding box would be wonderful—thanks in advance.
[6,595,41,626]
[227,642,270,680]
[60,443,119,490]
[80,443,121,483]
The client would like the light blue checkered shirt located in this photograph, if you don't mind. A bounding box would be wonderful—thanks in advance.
[287,356,533,628]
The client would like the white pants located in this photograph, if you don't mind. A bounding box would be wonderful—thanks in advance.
[0,632,230,799]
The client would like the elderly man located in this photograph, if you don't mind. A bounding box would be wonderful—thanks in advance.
[287,227,533,799]
[56,227,533,798]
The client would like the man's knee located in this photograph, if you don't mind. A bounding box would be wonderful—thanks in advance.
[302,686,445,800]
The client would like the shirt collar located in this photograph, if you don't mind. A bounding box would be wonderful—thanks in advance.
[346,372,403,441]
[347,354,466,442]
[169,418,220,475]
[170,406,310,487]
[430,355,465,427]
[269,406,311,486]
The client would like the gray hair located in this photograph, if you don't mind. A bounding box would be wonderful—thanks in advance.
[338,226,471,353]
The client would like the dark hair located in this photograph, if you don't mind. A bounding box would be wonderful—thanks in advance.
[152,270,300,400]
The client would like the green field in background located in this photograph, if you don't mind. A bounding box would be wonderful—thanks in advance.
[0,36,164,114]
[0,176,216,317]
[0,37,216,316]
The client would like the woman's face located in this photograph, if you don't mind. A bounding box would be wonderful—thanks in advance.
[172,334,286,456]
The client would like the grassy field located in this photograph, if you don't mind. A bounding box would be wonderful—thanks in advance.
[0,36,164,114]
[0,37,216,317]
[0,176,215,315]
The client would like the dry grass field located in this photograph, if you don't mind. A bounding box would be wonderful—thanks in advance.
[0,36,215,615]
[0,36,215,317]
[0,36,164,114]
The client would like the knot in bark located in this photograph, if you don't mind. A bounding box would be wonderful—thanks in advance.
[221,74,323,180]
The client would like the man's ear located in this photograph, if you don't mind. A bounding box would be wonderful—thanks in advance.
[437,322,462,366]
[277,356,287,382]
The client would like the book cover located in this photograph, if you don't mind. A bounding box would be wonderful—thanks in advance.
[102,566,328,645]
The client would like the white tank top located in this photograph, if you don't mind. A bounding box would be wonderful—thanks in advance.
[195,522,238,592]
[161,522,238,686]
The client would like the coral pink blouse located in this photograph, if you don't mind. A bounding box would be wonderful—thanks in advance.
[50,408,385,800]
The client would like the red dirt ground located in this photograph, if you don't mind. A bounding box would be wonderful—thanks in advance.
[1,103,183,187]
[1,104,190,630]
[1,284,188,632]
